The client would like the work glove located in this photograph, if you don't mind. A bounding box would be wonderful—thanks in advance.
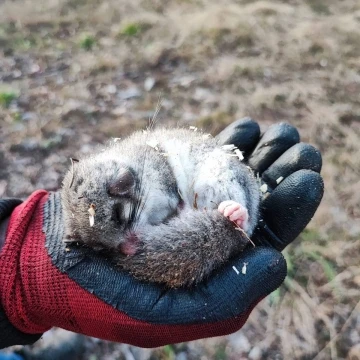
[0,118,323,349]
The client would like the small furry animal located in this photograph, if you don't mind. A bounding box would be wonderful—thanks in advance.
[62,128,260,287]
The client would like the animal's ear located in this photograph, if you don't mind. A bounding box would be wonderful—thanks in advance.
[67,158,80,189]
[107,167,135,196]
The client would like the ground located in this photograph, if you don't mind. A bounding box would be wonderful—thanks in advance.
[0,0,359,359]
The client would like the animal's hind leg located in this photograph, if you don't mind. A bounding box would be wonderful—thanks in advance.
[218,200,249,232]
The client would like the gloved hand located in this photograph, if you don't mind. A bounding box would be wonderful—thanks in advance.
[0,118,323,349]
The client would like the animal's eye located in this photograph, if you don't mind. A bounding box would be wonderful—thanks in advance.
[112,203,123,224]
[107,167,135,197]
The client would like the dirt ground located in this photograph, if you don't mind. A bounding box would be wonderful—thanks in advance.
[1,0,359,359]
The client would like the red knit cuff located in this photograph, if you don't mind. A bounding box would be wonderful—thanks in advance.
[0,190,50,334]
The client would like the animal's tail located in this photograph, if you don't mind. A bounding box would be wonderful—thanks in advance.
[118,209,250,287]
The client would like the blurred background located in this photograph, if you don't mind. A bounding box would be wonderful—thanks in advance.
[0,0,359,359]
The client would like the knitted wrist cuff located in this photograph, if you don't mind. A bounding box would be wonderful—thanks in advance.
[0,198,43,349]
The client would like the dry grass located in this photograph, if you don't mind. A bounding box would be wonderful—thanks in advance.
[1,0,359,359]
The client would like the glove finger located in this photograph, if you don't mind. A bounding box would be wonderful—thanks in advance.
[253,170,324,250]
[215,117,261,158]
[261,143,322,190]
[248,122,300,174]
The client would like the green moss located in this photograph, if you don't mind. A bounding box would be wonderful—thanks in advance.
[162,345,175,360]
[79,35,96,51]
[305,0,330,15]
[14,35,38,50]
[274,94,287,103]
[12,112,22,122]
[0,91,17,108]
[120,23,142,37]
[309,43,324,55]
[283,249,295,278]
[215,344,227,360]
[300,228,321,243]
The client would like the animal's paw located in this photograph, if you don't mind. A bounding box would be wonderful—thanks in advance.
[218,200,249,232]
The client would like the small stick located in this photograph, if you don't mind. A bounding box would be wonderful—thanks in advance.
[233,221,256,247]
[193,193,198,209]
[88,203,96,227]
[242,262,248,274]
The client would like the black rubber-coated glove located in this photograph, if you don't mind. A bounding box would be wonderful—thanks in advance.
[0,118,323,349]
[217,118,323,250]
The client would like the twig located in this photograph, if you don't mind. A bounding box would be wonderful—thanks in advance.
[193,193,198,209]
[284,278,338,360]
[233,222,256,247]
[312,300,360,360]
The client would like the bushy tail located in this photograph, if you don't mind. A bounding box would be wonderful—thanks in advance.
[118,209,250,288]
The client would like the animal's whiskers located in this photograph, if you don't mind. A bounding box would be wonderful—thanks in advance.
[147,95,163,131]
[126,140,150,231]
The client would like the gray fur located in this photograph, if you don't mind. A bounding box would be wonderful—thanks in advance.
[61,128,260,287]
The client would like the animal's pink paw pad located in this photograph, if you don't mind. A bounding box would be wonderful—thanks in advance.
[218,200,249,231]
